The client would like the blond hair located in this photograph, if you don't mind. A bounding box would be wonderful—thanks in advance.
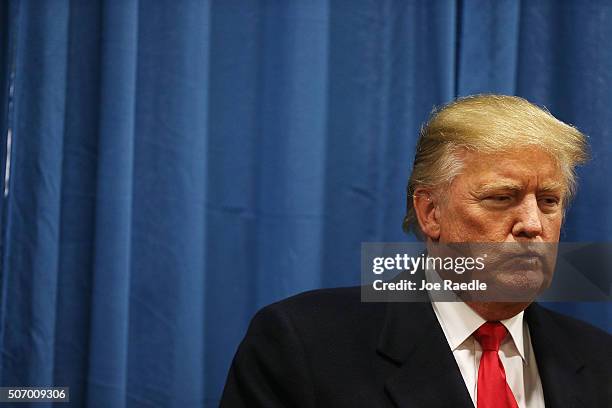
[403,94,589,238]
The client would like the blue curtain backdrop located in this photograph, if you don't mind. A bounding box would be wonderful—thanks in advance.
[0,0,610,406]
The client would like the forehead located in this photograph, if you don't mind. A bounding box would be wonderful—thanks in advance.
[456,148,566,190]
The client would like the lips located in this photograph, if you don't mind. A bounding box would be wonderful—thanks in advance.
[511,254,543,265]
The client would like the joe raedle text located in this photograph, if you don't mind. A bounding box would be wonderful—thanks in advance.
[372,279,487,291]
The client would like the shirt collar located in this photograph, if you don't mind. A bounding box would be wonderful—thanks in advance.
[426,268,528,362]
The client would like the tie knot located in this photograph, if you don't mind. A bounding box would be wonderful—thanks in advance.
[473,322,508,351]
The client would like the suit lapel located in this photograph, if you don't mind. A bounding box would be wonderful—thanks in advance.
[525,304,586,408]
[376,293,588,407]
[377,300,474,408]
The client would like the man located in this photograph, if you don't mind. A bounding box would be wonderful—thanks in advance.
[220,95,612,407]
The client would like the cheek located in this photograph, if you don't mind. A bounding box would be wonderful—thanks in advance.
[441,203,518,242]
[543,213,563,238]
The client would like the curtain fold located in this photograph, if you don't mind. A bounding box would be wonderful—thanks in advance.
[457,0,521,95]
[86,1,139,407]
[0,2,70,400]
[0,1,610,406]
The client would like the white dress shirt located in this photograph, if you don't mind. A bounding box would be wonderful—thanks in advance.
[426,269,546,408]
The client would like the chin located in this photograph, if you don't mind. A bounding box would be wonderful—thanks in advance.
[490,269,548,302]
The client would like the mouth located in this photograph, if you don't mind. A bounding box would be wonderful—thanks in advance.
[509,254,543,267]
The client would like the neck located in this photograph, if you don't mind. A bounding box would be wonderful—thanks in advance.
[465,301,530,321]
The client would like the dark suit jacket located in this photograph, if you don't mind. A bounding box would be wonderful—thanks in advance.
[220,286,612,407]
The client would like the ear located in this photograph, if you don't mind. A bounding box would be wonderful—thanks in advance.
[413,188,441,241]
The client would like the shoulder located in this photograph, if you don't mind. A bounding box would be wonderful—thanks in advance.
[249,286,387,340]
[224,288,375,407]
[259,286,375,315]
[224,286,389,405]
[534,304,611,341]
[529,303,612,356]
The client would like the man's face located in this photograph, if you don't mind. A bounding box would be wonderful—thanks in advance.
[437,147,565,244]
[432,147,565,301]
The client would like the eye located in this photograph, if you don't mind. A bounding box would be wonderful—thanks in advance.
[482,195,514,207]
[538,196,561,207]
[485,195,512,202]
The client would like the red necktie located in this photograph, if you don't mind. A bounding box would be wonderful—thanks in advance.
[473,322,519,408]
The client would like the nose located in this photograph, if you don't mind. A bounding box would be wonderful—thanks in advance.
[511,195,543,239]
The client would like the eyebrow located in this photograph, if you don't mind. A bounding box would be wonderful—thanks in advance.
[473,181,566,195]
[473,182,523,195]
[537,181,566,193]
